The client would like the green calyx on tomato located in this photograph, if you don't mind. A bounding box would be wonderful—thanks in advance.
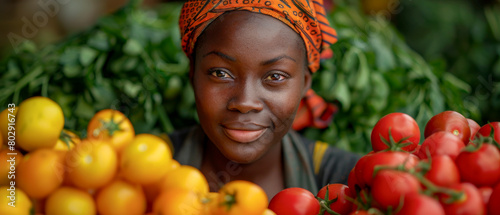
[378,128,414,152]
[93,110,125,137]
[315,185,341,215]
[219,190,238,212]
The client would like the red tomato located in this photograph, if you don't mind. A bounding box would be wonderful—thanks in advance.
[354,151,419,187]
[268,187,320,215]
[347,168,359,197]
[349,211,372,215]
[441,183,485,215]
[478,186,493,205]
[317,184,353,215]
[395,193,445,215]
[371,170,421,210]
[475,122,500,143]
[417,131,465,160]
[467,119,481,141]
[455,143,500,187]
[424,111,471,145]
[370,113,420,152]
[423,155,460,187]
[488,183,500,215]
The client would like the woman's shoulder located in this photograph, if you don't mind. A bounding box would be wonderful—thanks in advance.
[292,131,361,186]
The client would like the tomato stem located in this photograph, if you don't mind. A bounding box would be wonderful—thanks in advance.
[316,185,341,215]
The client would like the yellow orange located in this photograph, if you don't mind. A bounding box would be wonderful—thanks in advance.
[158,165,209,196]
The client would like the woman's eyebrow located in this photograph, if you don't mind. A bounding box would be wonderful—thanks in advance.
[262,55,296,65]
[202,51,236,61]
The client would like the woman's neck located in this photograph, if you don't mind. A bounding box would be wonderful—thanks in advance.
[200,139,285,199]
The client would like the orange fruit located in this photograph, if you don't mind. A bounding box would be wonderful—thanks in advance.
[0,148,23,186]
[45,186,96,215]
[0,106,18,147]
[120,134,172,184]
[87,109,135,153]
[153,188,203,215]
[15,96,64,151]
[96,179,147,215]
[53,129,80,151]
[0,186,32,215]
[65,139,118,189]
[201,192,219,215]
[17,149,64,199]
[158,165,209,196]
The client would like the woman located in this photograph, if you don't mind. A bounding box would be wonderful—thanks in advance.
[169,0,360,199]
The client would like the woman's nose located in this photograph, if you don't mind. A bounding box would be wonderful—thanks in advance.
[227,82,264,114]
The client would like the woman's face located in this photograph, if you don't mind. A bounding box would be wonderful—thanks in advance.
[193,11,310,164]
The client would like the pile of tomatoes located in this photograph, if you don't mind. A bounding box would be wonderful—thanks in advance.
[2,96,499,215]
[270,111,499,215]
[0,96,276,215]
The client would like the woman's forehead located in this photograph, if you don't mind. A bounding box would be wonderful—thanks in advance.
[196,11,305,54]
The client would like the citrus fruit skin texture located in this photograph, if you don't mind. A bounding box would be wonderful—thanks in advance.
[120,133,172,184]
[16,148,65,199]
[15,96,65,151]
[45,186,96,215]
[66,139,118,189]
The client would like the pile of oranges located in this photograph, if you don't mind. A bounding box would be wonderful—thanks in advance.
[0,96,274,215]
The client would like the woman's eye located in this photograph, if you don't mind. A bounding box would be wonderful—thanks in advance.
[266,73,286,81]
[210,70,231,78]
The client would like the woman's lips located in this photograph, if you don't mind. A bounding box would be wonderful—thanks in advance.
[223,128,267,143]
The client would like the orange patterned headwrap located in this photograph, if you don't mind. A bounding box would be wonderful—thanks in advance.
[179,0,338,130]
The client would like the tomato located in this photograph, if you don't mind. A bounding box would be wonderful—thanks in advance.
[354,151,419,187]
[87,109,135,153]
[422,155,460,187]
[349,211,373,215]
[17,149,64,199]
[214,180,268,215]
[475,122,500,143]
[467,119,481,141]
[478,186,492,205]
[347,168,359,197]
[269,187,320,215]
[424,111,471,145]
[0,186,32,215]
[153,188,203,215]
[416,131,465,160]
[370,113,420,152]
[488,183,500,215]
[158,165,209,196]
[96,179,146,215]
[15,96,65,151]
[317,184,353,215]
[53,129,80,151]
[455,143,500,187]
[45,186,96,215]
[66,139,118,189]
[201,192,219,215]
[371,170,421,210]
[441,183,485,215]
[120,134,172,185]
[395,193,445,215]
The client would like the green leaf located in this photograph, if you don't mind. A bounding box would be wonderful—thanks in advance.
[63,65,81,78]
[123,39,143,56]
[369,34,396,71]
[332,74,351,110]
[87,31,110,51]
[80,46,98,67]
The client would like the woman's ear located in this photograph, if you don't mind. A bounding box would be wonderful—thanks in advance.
[302,70,312,97]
